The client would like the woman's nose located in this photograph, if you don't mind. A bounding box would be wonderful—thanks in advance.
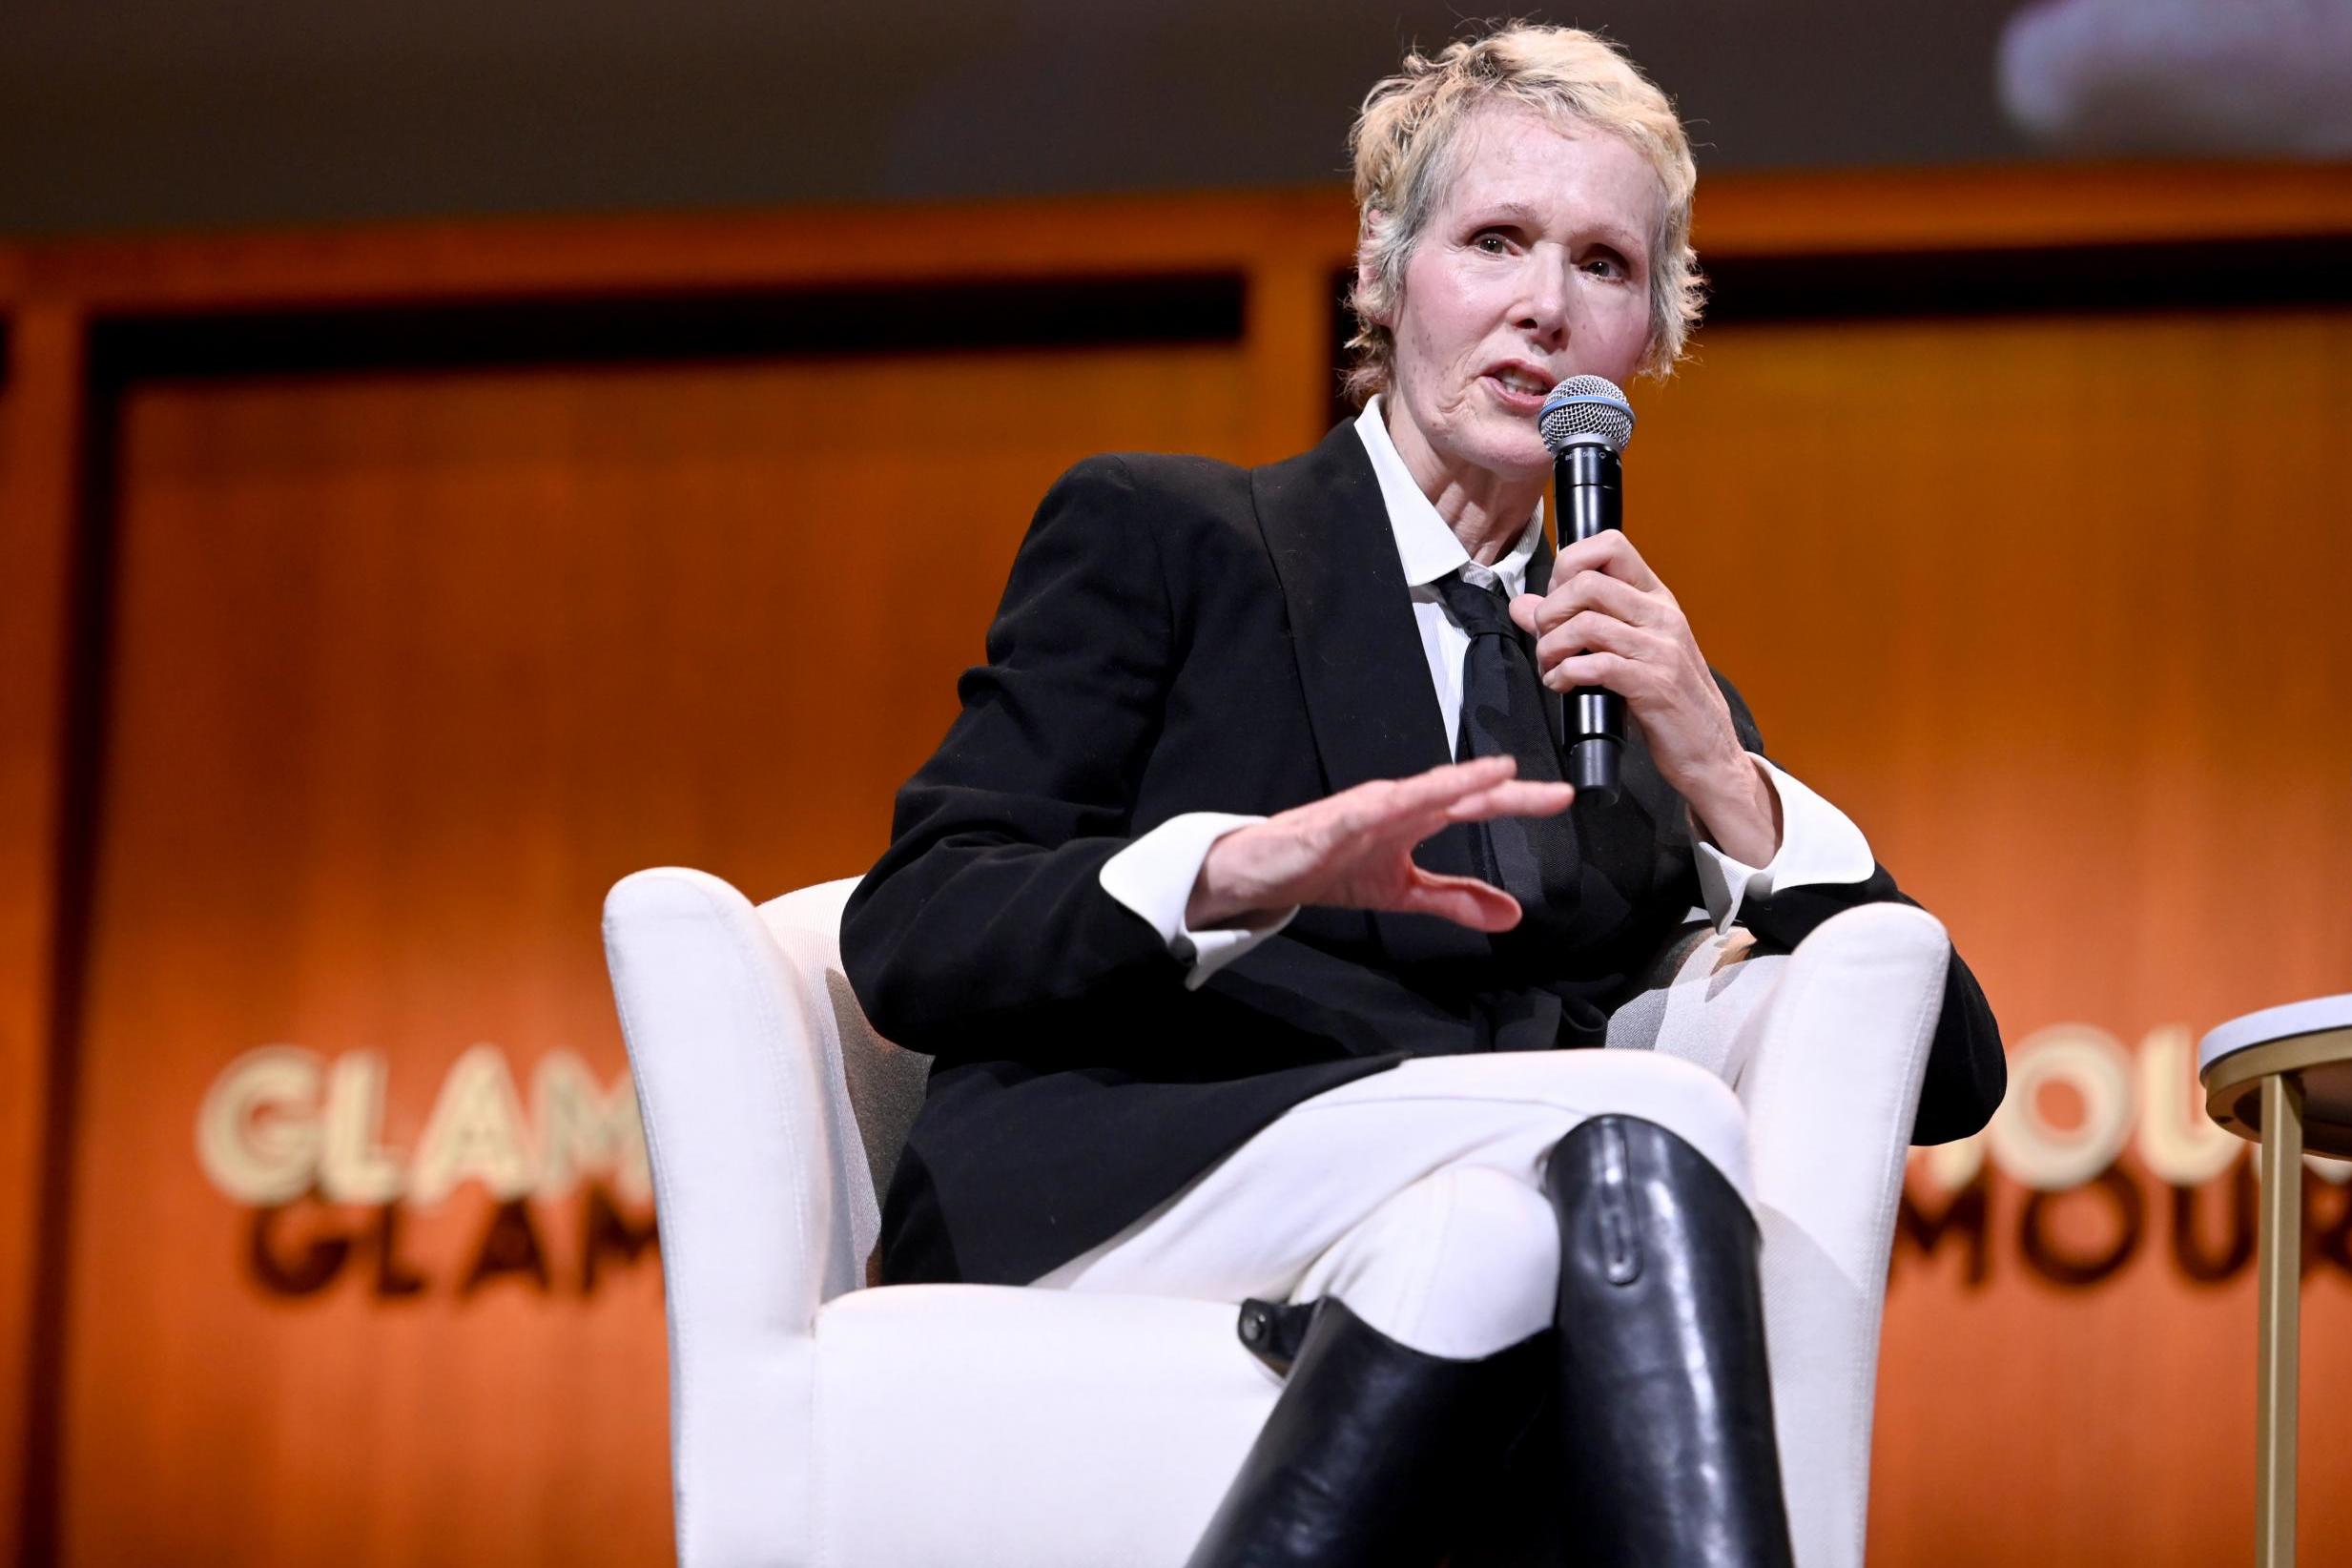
[1514,256,1575,347]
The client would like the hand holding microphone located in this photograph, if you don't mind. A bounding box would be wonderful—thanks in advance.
[1517,377,1777,861]
[1535,376,1636,801]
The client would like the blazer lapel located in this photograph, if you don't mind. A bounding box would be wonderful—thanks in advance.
[1248,422,1487,969]
[1250,422,1452,794]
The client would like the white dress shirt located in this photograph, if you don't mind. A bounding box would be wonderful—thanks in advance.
[1099,397,1875,988]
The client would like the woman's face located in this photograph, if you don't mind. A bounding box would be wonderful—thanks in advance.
[1376,106,1663,486]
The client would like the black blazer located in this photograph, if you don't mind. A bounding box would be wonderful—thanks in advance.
[843,420,2005,1288]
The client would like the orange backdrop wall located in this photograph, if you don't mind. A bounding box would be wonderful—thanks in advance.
[4,172,2350,1567]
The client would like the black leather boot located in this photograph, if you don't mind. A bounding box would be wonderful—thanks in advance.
[1183,1294,1547,1568]
[1542,1114,1795,1568]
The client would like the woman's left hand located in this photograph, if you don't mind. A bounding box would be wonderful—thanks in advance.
[1508,530,1781,863]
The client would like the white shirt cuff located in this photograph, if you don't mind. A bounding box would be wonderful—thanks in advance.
[1688,754,1875,934]
[1100,812,1300,989]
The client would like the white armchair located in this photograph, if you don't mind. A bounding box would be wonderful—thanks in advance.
[602,869,1950,1568]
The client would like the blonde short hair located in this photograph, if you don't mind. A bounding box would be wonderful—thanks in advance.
[1345,24,1703,404]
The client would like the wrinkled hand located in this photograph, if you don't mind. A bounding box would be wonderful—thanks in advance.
[1186,756,1574,931]
[1509,530,1776,862]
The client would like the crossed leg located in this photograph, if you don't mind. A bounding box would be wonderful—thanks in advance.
[1030,1049,1783,1566]
[1030,1048,1752,1357]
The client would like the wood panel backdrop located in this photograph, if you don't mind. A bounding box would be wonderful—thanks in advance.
[3,168,2351,1567]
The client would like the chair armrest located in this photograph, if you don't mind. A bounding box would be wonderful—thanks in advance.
[604,867,864,1568]
[1651,901,1950,1568]
[605,867,869,1314]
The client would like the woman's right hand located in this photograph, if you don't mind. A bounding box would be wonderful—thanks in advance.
[1186,757,1573,932]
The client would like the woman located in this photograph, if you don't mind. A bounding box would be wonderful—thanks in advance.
[844,24,2004,1568]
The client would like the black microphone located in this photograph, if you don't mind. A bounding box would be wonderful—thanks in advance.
[1537,375,1637,805]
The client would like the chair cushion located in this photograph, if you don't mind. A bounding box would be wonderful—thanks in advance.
[812,1285,1278,1568]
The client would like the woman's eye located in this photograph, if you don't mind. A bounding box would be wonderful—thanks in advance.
[1474,231,1511,255]
[1583,253,1627,279]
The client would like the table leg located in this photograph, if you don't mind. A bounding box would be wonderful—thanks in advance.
[2257,1071,2303,1568]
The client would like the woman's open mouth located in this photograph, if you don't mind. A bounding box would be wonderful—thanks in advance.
[1481,369,1551,413]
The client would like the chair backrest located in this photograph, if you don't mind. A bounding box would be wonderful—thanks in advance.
[1605,918,1777,1083]
[754,878,934,1233]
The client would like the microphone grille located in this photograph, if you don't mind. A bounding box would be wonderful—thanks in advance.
[1537,375,1635,455]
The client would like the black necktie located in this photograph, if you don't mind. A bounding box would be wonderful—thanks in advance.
[1434,567,1580,933]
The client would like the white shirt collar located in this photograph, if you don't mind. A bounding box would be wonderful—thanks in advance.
[1352,395,1545,594]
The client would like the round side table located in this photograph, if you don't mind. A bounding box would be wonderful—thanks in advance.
[2200,994,2352,1568]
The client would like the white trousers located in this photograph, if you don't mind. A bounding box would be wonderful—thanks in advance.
[1030,1049,1752,1359]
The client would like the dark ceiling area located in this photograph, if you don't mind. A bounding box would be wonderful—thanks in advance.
[5,0,2343,237]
